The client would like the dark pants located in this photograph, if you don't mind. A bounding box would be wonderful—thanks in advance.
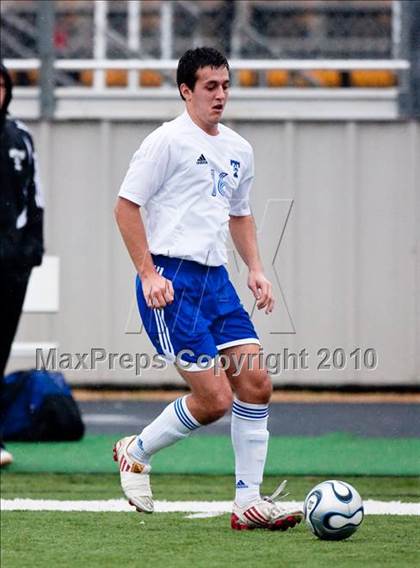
[0,268,31,446]
[0,268,31,379]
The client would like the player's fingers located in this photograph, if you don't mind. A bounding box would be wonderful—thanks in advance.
[257,282,270,309]
[151,290,167,309]
[143,285,154,308]
[163,290,173,303]
[256,289,266,308]
[164,279,174,303]
[265,296,275,314]
[248,281,260,299]
[265,285,274,313]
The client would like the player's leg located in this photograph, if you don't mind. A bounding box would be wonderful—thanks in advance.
[115,256,231,513]
[128,364,232,461]
[0,268,31,378]
[114,364,233,513]
[0,268,31,468]
[220,342,303,530]
[208,271,277,524]
[221,343,272,505]
[209,268,301,528]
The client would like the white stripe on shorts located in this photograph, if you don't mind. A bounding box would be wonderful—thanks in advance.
[153,266,175,361]
[216,338,261,351]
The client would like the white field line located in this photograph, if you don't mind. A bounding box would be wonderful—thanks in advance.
[1,499,419,516]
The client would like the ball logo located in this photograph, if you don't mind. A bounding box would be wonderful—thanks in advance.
[306,494,317,512]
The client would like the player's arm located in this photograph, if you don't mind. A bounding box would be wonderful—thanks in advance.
[114,197,174,308]
[21,128,44,268]
[229,214,274,314]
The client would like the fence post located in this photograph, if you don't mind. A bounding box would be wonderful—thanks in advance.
[38,0,55,119]
[128,0,141,90]
[398,0,420,118]
[160,1,173,60]
[94,0,108,89]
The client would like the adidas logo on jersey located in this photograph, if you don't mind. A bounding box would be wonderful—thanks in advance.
[196,154,208,165]
[236,479,249,489]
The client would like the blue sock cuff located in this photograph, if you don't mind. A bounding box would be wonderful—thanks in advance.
[173,396,201,430]
[232,398,269,420]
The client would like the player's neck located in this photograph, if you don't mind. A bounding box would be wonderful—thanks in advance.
[186,108,219,136]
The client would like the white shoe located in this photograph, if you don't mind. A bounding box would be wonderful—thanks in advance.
[113,435,153,513]
[0,447,13,467]
[231,480,303,531]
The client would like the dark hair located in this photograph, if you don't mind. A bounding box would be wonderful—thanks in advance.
[0,62,13,116]
[176,47,229,100]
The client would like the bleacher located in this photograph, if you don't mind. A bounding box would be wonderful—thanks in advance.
[0,0,400,90]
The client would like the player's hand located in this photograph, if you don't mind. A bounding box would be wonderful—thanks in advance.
[248,270,274,314]
[141,271,174,309]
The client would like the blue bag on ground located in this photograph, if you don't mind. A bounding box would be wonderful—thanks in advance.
[0,369,84,441]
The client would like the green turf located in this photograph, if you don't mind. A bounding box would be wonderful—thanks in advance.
[1,473,420,502]
[1,511,420,568]
[4,434,420,475]
[2,473,419,568]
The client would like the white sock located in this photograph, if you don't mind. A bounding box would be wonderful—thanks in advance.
[231,398,269,507]
[128,395,201,465]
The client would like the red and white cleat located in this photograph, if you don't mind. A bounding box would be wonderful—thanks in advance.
[113,435,153,513]
[231,480,304,531]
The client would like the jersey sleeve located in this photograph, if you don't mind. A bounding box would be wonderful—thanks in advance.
[118,128,171,207]
[17,122,45,267]
[229,147,254,216]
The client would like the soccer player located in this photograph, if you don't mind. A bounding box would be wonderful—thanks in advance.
[114,47,303,530]
[0,63,44,466]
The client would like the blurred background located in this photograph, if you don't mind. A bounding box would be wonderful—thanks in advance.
[1,0,419,389]
[1,0,418,91]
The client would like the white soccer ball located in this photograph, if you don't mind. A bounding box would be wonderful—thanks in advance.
[304,480,364,540]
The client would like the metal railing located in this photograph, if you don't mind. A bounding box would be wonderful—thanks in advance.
[4,58,410,72]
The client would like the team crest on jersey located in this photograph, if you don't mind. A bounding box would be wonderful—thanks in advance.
[230,159,240,178]
[9,148,26,171]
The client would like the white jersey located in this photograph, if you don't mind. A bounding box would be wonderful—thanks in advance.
[118,111,254,266]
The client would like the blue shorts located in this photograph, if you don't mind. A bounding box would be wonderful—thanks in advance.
[136,255,260,372]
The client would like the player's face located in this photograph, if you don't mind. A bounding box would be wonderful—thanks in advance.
[181,66,230,133]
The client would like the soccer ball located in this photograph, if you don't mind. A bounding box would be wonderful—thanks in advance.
[304,480,364,540]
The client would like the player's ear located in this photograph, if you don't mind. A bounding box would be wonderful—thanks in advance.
[180,83,192,102]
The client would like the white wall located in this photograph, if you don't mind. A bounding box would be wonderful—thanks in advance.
[8,119,420,387]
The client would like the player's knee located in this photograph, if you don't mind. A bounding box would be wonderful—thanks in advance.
[259,373,273,402]
[241,370,272,404]
[207,390,233,422]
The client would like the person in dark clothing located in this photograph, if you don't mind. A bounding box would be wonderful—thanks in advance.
[0,63,44,466]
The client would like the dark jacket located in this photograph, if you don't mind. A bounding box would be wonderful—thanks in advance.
[0,63,44,270]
